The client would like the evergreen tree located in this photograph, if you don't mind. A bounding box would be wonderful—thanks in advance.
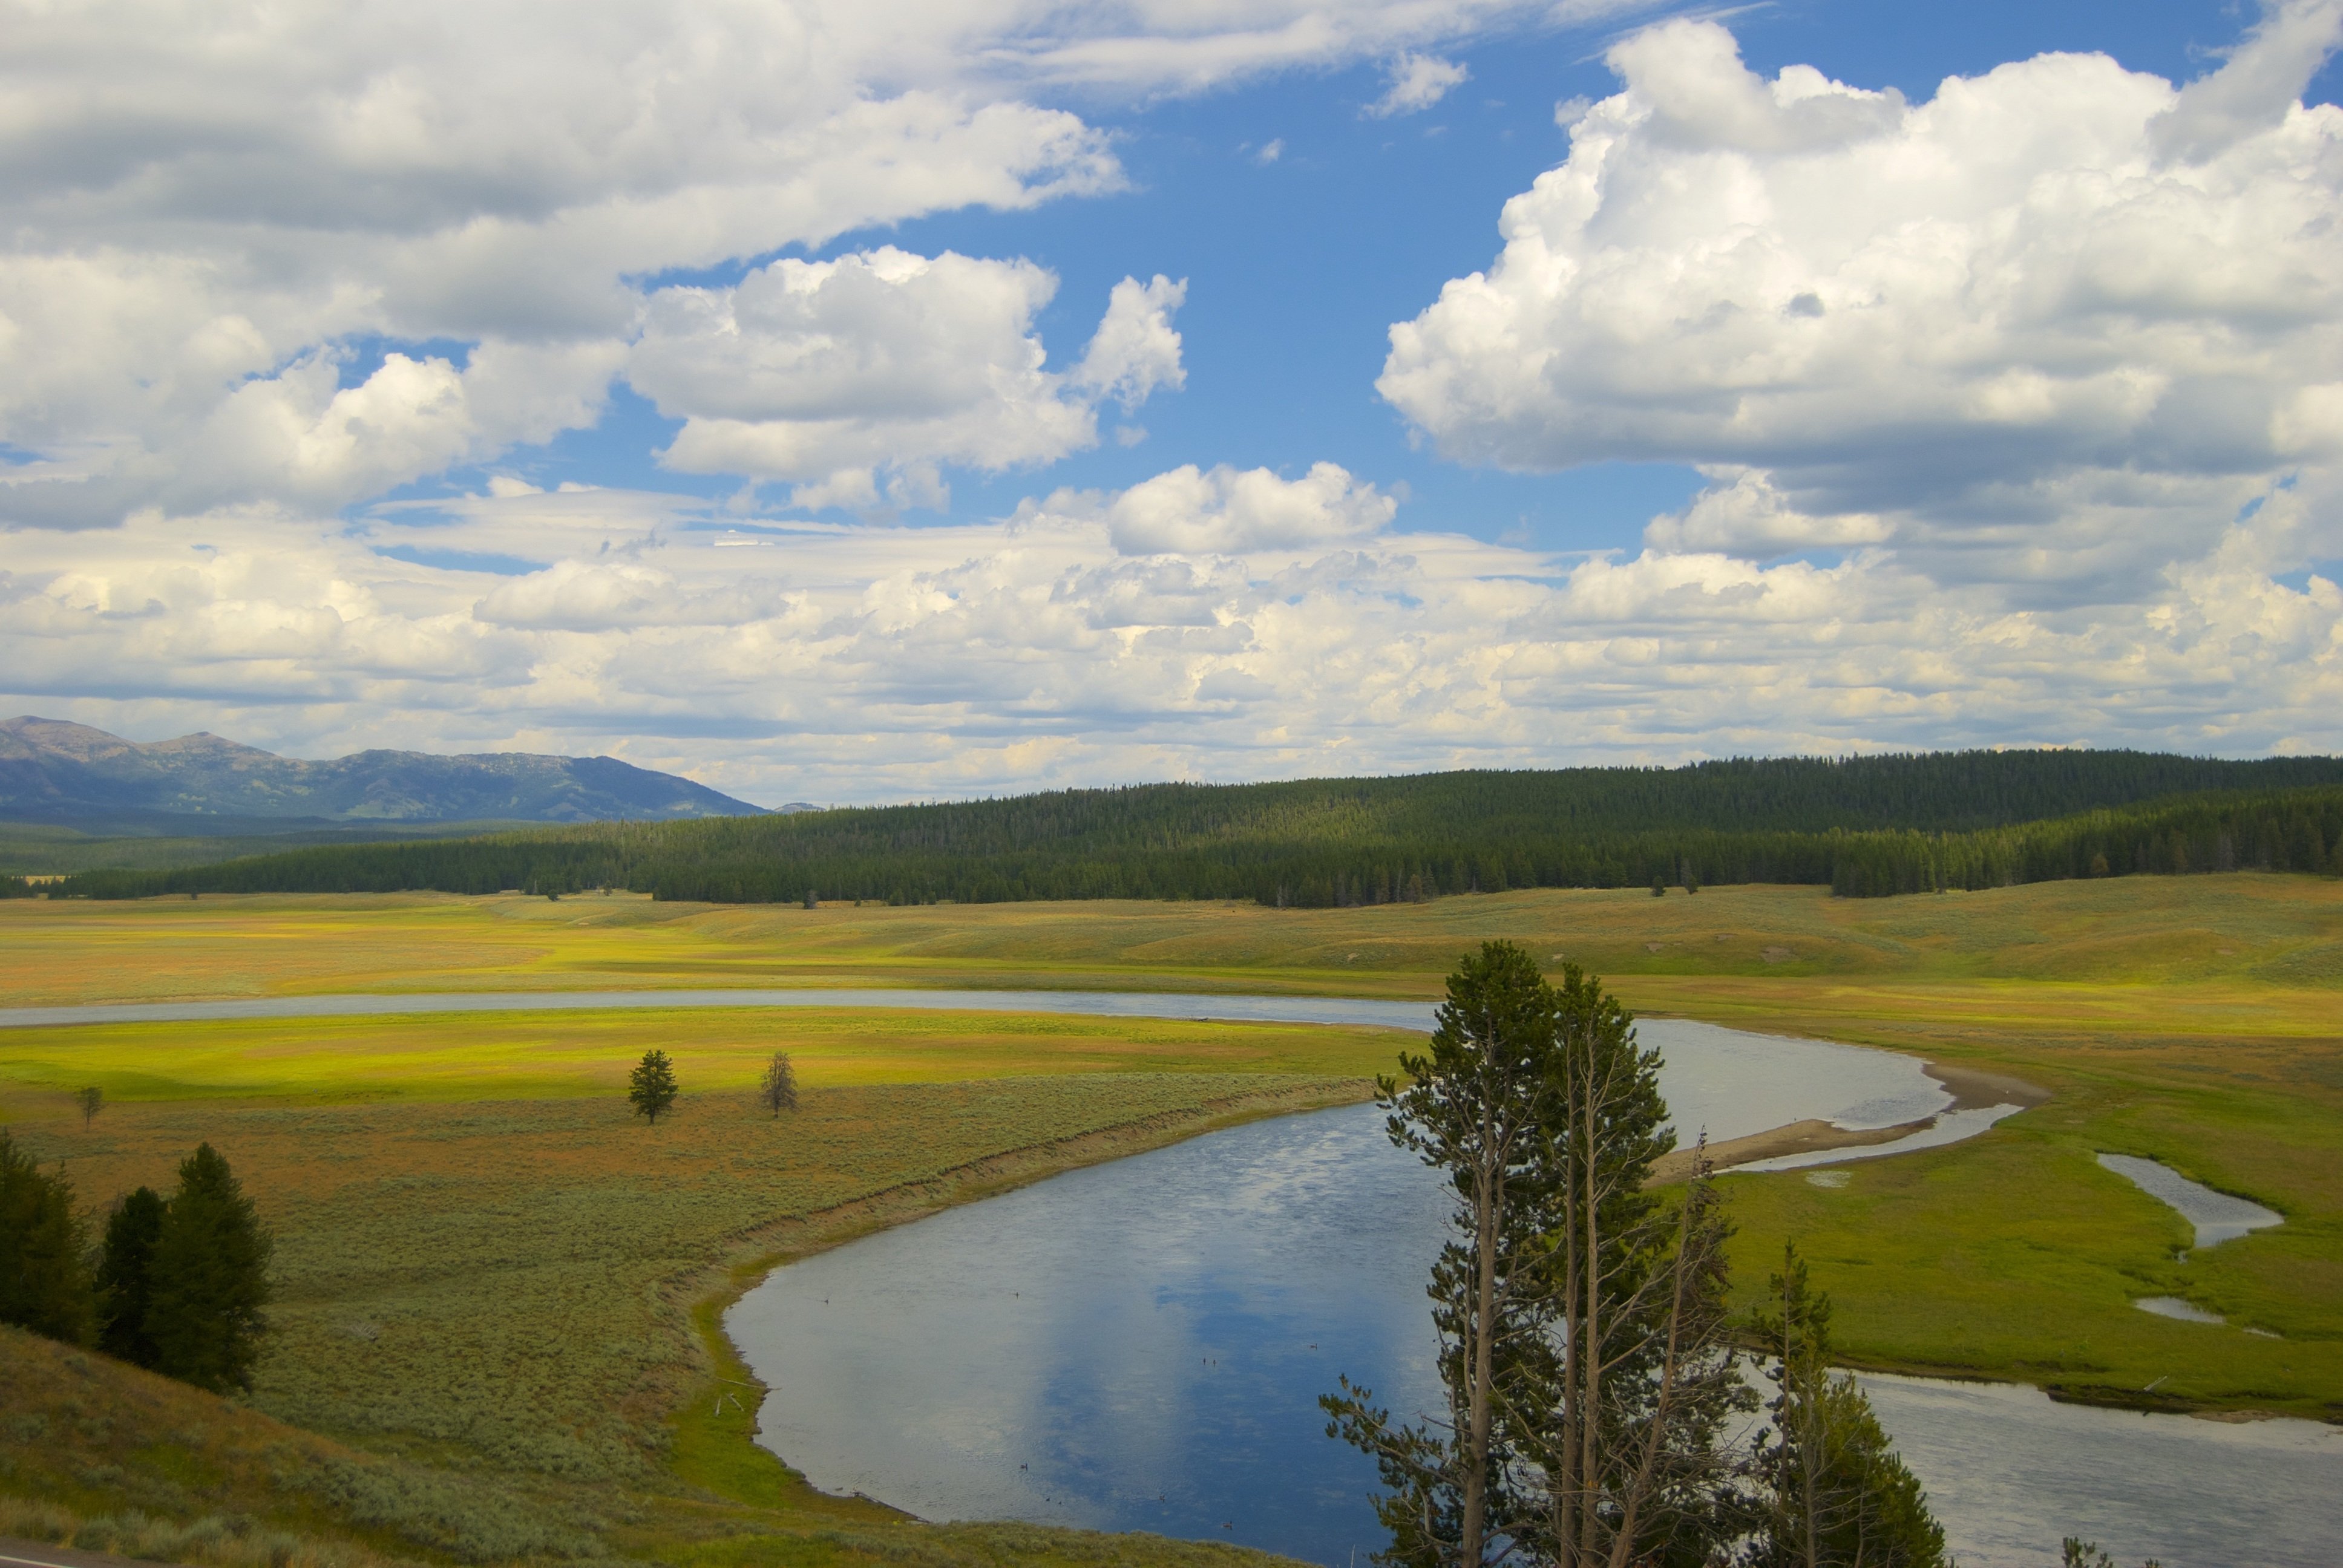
[96,1184,166,1367]
[759,1051,799,1117]
[1746,1242,1945,1567]
[0,1129,92,1345]
[1326,948,1749,1568]
[76,1086,104,1130]
[630,1049,680,1124]
[1323,940,1562,1568]
[1521,965,1746,1567]
[147,1144,273,1393]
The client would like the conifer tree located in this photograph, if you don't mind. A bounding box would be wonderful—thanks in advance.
[1748,1242,1945,1567]
[97,1185,166,1368]
[1324,939,1559,1568]
[0,1129,92,1345]
[1521,964,1746,1567]
[147,1143,273,1393]
[759,1051,799,1116]
[1326,949,1748,1568]
[629,1049,680,1124]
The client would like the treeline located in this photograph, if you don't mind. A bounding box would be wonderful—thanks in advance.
[13,752,2343,906]
[1827,787,2343,896]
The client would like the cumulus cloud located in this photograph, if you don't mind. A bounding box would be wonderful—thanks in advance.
[1368,53,1469,117]
[0,0,1575,528]
[1107,462,1396,554]
[631,250,1185,508]
[1380,4,2343,598]
[1074,276,1191,409]
[4,469,2336,802]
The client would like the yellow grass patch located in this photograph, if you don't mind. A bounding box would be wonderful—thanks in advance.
[0,1008,1412,1109]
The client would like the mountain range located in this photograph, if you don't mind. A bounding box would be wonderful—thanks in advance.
[0,717,768,824]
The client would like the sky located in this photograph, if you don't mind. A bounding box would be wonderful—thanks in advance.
[2,0,2340,806]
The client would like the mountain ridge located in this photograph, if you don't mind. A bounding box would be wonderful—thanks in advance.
[0,716,767,823]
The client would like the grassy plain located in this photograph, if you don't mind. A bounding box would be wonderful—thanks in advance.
[2,874,2338,1008]
[1,875,2339,1561]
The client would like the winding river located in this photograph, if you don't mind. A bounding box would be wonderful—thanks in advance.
[18,985,2332,1561]
[729,1100,2343,1568]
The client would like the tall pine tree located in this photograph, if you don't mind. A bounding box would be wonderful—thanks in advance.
[1324,939,1562,1568]
[97,1184,166,1367]
[147,1144,273,1393]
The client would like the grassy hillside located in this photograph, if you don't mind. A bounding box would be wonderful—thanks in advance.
[19,751,2343,906]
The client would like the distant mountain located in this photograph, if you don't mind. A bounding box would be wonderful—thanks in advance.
[0,717,767,823]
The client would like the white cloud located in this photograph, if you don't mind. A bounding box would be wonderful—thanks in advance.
[3,469,2336,802]
[1380,4,2343,599]
[1072,275,1190,410]
[1,0,1587,529]
[1255,139,1287,164]
[630,249,1185,508]
[1106,462,1397,554]
[1368,53,1469,117]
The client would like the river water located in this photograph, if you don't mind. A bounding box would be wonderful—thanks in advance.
[729,1101,2343,1568]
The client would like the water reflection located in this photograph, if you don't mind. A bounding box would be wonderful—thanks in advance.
[730,1104,1446,1561]
[2132,1295,2224,1324]
[730,1099,2342,1568]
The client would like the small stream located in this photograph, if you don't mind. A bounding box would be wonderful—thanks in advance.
[2098,1153,2284,1249]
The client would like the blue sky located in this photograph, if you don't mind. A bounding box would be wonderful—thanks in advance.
[3,0,2340,800]
[462,0,2343,557]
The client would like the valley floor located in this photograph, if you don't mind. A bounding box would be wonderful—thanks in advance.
[1,877,2337,1566]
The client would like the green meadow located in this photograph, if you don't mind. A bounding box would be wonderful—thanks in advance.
[1,874,2338,1565]
[3,874,2338,1007]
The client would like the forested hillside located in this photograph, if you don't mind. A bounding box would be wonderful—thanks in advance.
[15,750,2342,906]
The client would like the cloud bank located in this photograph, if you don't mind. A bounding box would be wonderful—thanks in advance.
[3,459,2333,803]
[634,250,1185,511]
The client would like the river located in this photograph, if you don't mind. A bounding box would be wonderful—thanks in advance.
[729,1100,2343,1567]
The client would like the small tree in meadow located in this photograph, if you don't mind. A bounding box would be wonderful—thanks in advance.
[76,1086,104,1130]
[759,1051,799,1117]
[629,1049,680,1125]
